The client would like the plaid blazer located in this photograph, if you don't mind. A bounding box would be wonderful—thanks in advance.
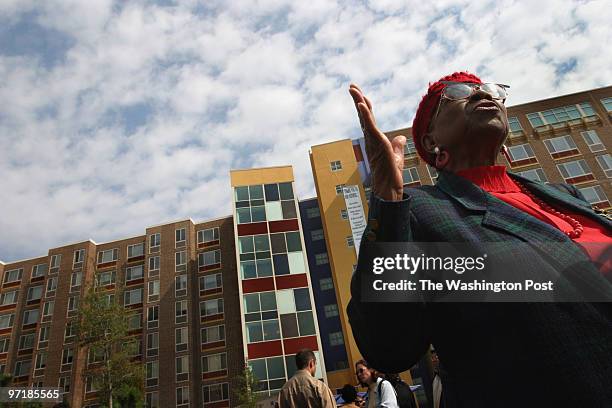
[348,169,612,408]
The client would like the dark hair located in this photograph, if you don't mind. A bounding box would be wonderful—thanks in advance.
[295,349,316,370]
[340,384,357,403]
[355,359,379,381]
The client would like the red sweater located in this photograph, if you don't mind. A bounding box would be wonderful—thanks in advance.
[456,165,611,273]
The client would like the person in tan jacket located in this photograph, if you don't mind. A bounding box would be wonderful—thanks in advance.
[278,349,336,408]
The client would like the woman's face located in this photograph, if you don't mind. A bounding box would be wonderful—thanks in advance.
[425,85,509,163]
[356,363,373,385]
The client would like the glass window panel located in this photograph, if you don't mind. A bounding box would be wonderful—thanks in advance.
[245,312,261,322]
[239,237,254,254]
[249,185,264,200]
[285,355,298,378]
[294,288,311,311]
[278,183,294,200]
[246,322,263,343]
[269,379,286,391]
[265,202,283,221]
[235,187,249,201]
[259,292,277,311]
[276,290,296,314]
[251,206,266,222]
[261,310,278,320]
[240,253,255,261]
[262,319,280,340]
[256,259,273,277]
[249,359,267,381]
[285,232,302,252]
[287,252,305,274]
[273,254,290,275]
[250,199,265,207]
[566,106,581,119]
[255,251,271,260]
[270,233,287,254]
[244,294,260,313]
[236,208,251,224]
[254,235,269,252]
[280,314,299,338]
[241,261,257,279]
[264,184,280,201]
[297,311,316,336]
[267,356,286,379]
[235,200,250,208]
[281,200,297,219]
[580,102,594,116]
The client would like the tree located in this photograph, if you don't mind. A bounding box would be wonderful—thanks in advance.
[234,365,263,408]
[75,282,144,408]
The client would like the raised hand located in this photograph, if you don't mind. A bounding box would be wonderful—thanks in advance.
[349,84,406,201]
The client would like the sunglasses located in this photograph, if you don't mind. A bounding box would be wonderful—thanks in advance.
[429,81,510,131]
[356,368,367,375]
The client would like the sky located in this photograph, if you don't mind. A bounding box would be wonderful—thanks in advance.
[1,0,611,263]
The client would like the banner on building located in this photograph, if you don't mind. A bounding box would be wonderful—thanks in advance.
[343,185,367,257]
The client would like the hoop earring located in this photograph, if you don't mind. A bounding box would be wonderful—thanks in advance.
[500,144,508,153]
[434,146,450,169]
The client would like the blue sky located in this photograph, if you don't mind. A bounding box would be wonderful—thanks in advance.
[1,0,610,262]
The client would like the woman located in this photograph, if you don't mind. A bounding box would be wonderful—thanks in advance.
[347,72,612,407]
[355,360,398,408]
[339,384,361,408]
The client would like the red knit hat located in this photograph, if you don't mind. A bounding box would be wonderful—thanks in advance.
[412,71,482,166]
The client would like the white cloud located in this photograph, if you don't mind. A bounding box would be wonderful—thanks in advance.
[0,0,610,262]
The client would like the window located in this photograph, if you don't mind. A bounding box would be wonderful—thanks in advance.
[27,285,42,302]
[238,234,272,279]
[235,185,267,224]
[269,232,303,276]
[96,270,116,286]
[175,275,187,298]
[128,313,142,330]
[404,139,417,155]
[18,333,35,350]
[199,273,222,292]
[147,306,159,327]
[50,254,61,270]
[97,248,118,264]
[127,243,144,258]
[579,185,608,205]
[67,296,79,312]
[85,376,100,393]
[330,160,342,171]
[176,228,186,244]
[557,159,593,181]
[176,386,189,405]
[527,102,595,127]
[596,154,612,178]
[0,337,9,353]
[402,167,420,185]
[198,227,220,244]
[146,392,159,408]
[46,277,57,295]
[346,236,354,247]
[324,304,339,318]
[175,251,187,269]
[148,280,160,301]
[518,168,548,183]
[71,271,82,288]
[319,278,334,291]
[243,291,279,343]
[427,165,439,182]
[199,249,221,268]
[581,130,606,152]
[65,321,76,339]
[147,332,159,357]
[315,253,329,265]
[23,309,39,325]
[39,326,50,344]
[306,207,320,219]
[42,300,54,317]
[124,288,143,306]
[146,360,159,381]
[600,97,612,112]
[88,346,105,364]
[126,265,144,282]
[148,257,160,276]
[176,300,188,323]
[62,348,74,365]
[340,209,348,220]
[4,268,22,284]
[507,143,536,164]
[14,360,31,377]
[59,376,71,393]
[329,331,345,346]
[200,298,223,317]
[543,135,578,156]
[176,327,188,352]
[149,233,161,250]
[103,293,115,306]
[203,383,229,403]
[310,229,324,241]
[32,264,47,279]
[73,249,85,265]
[202,353,227,373]
[202,325,225,344]
[277,288,315,339]
[508,116,523,132]
[0,290,18,306]
[0,314,14,329]
[248,356,286,392]
[176,354,189,375]
[335,184,346,195]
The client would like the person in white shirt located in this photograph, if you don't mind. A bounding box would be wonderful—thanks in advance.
[355,359,399,408]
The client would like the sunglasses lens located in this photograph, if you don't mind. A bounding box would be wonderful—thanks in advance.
[444,83,473,100]
[481,83,506,99]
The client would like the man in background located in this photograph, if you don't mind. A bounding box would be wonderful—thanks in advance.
[278,349,336,408]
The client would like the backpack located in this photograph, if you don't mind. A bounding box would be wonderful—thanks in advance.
[377,378,418,408]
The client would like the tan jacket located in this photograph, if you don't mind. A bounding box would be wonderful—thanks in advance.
[277,370,336,408]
